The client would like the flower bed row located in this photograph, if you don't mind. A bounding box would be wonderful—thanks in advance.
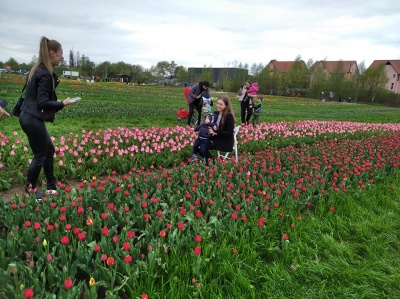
[1,120,400,190]
[0,131,399,298]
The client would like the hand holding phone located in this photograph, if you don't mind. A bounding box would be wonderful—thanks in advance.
[69,97,81,102]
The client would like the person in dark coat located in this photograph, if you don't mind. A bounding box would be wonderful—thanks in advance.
[204,96,235,162]
[187,81,210,126]
[19,36,77,200]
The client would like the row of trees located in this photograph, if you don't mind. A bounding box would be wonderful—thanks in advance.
[1,52,397,106]
[254,56,394,106]
[1,48,264,85]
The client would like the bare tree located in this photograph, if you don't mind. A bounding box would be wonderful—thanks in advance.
[306,58,314,69]
[75,51,81,68]
[358,61,366,75]
[250,63,258,75]
[69,49,75,67]
[31,55,38,64]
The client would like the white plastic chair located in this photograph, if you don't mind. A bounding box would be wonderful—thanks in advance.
[217,126,240,163]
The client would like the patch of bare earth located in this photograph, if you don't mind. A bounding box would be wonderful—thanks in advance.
[0,179,83,201]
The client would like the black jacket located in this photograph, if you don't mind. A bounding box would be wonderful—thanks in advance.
[194,122,216,138]
[210,112,235,152]
[21,64,64,122]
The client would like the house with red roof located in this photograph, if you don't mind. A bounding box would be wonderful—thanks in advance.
[309,60,359,80]
[367,60,400,94]
[265,59,307,74]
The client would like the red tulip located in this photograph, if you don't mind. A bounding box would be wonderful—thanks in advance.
[24,288,34,299]
[124,255,132,263]
[33,222,41,230]
[122,242,130,250]
[101,226,109,236]
[64,278,73,289]
[193,246,201,255]
[177,222,184,230]
[106,256,115,266]
[61,235,70,245]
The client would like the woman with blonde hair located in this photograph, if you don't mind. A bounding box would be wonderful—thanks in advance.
[19,36,77,200]
[203,96,235,162]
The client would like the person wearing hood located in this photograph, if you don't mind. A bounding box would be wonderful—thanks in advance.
[190,113,217,164]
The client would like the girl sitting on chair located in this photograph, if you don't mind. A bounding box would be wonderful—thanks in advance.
[204,96,236,163]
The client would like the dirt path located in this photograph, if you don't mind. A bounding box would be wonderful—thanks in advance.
[0,179,83,201]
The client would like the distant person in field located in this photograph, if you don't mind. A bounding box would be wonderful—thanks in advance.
[329,91,334,101]
[187,81,210,126]
[321,91,325,101]
[251,96,263,126]
[19,36,77,200]
[237,80,258,126]
[200,89,213,123]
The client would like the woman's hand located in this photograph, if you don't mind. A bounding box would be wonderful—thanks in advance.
[0,106,10,117]
[209,127,217,136]
[62,98,76,107]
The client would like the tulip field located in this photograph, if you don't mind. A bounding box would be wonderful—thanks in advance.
[0,75,399,298]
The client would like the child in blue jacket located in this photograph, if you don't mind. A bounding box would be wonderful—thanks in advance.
[191,113,217,163]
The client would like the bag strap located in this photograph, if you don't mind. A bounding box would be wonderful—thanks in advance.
[21,73,29,93]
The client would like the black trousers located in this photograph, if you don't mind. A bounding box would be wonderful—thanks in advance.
[19,112,57,190]
[240,100,253,124]
[187,99,202,126]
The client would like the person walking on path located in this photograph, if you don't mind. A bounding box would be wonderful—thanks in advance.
[19,36,77,200]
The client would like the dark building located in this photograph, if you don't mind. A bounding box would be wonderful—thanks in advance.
[188,67,248,85]
[115,74,132,83]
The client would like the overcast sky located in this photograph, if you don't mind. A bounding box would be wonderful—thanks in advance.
[1,0,399,69]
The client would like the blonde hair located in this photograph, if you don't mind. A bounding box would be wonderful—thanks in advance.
[28,37,61,88]
[218,96,235,127]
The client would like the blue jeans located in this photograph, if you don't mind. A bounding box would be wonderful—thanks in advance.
[193,137,210,158]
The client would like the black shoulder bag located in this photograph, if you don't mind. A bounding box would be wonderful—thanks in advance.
[12,82,27,117]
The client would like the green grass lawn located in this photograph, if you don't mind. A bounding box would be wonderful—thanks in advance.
[0,75,399,299]
[1,75,399,137]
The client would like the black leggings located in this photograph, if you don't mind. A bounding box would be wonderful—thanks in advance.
[19,112,57,190]
[187,99,202,126]
[240,100,253,124]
